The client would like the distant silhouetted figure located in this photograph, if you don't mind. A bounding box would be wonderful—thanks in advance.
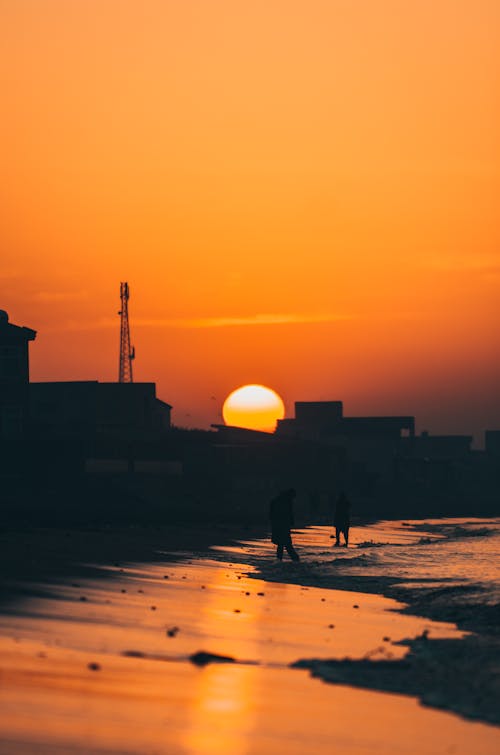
[333,491,351,547]
[270,488,300,561]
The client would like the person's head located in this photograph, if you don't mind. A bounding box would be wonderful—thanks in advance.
[285,487,296,499]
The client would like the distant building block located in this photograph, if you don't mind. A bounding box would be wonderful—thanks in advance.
[485,431,500,457]
[0,310,36,439]
[276,400,414,442]
[294,401,344,426]
[412,432,472,459]
[30,381,172,439]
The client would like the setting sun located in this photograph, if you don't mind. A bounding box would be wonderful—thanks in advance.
[222,385,285,433]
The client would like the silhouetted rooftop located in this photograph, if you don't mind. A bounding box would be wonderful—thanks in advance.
[0,310,36,341]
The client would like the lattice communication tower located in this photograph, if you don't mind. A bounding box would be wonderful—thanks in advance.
[118,282,135,383]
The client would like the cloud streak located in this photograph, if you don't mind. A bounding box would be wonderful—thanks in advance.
[135,313,351,329]
[48,312,350,332]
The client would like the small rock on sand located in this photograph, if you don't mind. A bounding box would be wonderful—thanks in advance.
[189,651,236,667]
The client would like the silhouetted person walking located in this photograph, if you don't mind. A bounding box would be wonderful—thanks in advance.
[333,491,351,547]
[270,488,300,561]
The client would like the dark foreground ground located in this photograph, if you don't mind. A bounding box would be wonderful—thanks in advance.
[0,521,260,608]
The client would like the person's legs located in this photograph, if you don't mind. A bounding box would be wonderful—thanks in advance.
[285,535,300,562]
[276,544,284,560]
[344,527,349,547]
[335,526,341,546]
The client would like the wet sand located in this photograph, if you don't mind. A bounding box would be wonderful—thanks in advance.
[0,528,499,754]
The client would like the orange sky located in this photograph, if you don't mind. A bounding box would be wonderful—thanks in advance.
[1,1,499,441]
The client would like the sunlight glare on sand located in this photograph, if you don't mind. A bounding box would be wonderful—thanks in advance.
[0,526,499,754]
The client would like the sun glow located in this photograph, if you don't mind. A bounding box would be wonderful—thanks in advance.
[222,384,285,433]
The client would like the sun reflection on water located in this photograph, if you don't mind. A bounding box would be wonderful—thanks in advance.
[183,569,261,755]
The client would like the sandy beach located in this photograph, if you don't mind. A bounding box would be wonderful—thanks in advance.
[0,520,499,754]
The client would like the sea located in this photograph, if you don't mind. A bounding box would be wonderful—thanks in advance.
[226,517,500,630]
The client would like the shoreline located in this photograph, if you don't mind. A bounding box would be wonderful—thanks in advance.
[1,518,499,730]
[240,520,500,726]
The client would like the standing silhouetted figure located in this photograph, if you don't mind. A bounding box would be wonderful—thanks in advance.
[334,491,351,547]
[270,488,300,561]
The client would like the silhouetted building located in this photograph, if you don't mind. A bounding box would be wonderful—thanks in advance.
[276,401,414,442]
[30,381,171,440]
[485,431,500,458]
[0,309,36,439]
[295,401,344,424]
[405,431,472,460]
[277,401,342,440]
[276,401,415,500]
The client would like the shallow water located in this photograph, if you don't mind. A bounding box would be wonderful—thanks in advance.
[228,517,500,605]
[335,518,500,592]
[0,520,499,754]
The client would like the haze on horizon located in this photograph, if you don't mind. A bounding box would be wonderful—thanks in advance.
[1,1,499,443]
